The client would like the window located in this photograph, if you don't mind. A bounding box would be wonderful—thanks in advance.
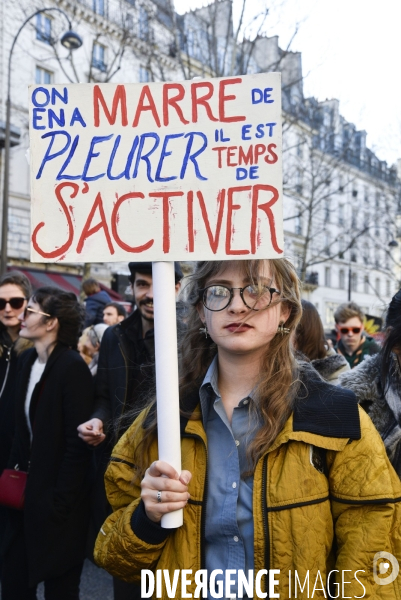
[139,66,150,83]
[364,275,369,294]
[375,278,381,296]
[295,169,303,195]
[325,267,331,288]
[351,272,358,292]
[92,43,107,72]
[374,246,380,269]
[352,189,358,198]
[386,280,391,296]
[364,187,369,204]
[363,244,369,265]
[351,208,357,228]
[93,0,105,15]
[339,269,345,289]
[295,208,302,235]
[35,66,52,84]
[36,14,52,44]
[324,199,330,222]
[139,7,149,40]
[297,137,304,158]
[338,204,344,226]
[338,176,344,193]
[350,251,357,263]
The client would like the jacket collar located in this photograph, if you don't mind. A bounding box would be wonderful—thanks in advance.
[179,362,361,449]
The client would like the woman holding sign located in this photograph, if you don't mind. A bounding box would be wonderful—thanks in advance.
[94,259,401,598]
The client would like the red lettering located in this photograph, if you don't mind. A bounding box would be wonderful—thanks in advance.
[111,193,154,253]
[255,144,266,163]
[76,192,114,255]
[227,147,238,167]
[265,143,278,164]
[250,185,283,254]
[191,82,218,123]
[163,84,189,126]
[219,79,245,123]
[197,189,225,254]
[212,146,227,168]
[225,186,251,255]
[32,182,76,259]
[149,191,184,253]
[132,85,161,128]
[187,190,194,252]
[239,145,253,166]
[93,85,128,127]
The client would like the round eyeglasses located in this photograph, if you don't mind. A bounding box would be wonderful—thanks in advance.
[199,284,281,312]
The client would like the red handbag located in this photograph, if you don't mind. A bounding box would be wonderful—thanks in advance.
[0,467,28,510]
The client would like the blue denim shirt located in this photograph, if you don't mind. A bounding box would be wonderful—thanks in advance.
[200,357,262,599]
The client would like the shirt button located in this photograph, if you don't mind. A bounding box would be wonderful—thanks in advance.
[235,440,240,447]
[233,536,239,542]
[232,482,237,488]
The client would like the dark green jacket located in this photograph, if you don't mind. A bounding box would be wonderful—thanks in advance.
[337,335,380,369]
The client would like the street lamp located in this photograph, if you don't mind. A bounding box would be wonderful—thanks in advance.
[0,8,82,276]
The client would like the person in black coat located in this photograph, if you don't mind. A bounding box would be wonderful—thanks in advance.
[82,278,112,328]
[0,271,32,561]
[0,287,94,600]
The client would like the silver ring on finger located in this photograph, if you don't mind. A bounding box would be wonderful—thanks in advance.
[156,490,162,503]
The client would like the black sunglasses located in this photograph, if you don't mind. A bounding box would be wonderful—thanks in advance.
[0,297,27,310]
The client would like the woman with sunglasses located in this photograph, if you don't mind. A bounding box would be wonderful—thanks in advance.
[339,289,401,479]
[0,271,32,476]
[94,260,400,598]
[0,287,94,600]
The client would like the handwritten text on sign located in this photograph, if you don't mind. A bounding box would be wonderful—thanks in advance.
[29,74,283,262]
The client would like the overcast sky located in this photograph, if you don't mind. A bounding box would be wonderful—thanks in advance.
[174,0,401,166]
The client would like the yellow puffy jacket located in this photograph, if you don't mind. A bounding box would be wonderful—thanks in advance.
[95,369,401,599]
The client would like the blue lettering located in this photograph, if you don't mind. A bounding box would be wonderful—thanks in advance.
[32,87,50,107]
[180,132,207,181]
[132,133,160,183]
[265,123,277,137]
[236,167,248,180]
[82,135,114,182]
[57,135,81,180]
[241,125,252,140]
[249,166,259,179]
[51,87,68,105]
[36,131,71,179]
[251,89,263,104]
[70,108,87,127]
[155,133,183,182]
[255,124,264,139]
[33,108,46,130]
[48,109,65,128]
[107,135,125,180]
[264,88,274,103]
[125,136,139,179]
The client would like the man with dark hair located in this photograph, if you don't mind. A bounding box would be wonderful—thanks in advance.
[334,301,380,368]
[103,302,127,326]
[77,261,182,600]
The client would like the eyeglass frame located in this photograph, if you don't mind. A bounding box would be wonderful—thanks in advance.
[338,326,362,335]
[198,284,281,312]
[23,307,51,319]
[0,297,27,310]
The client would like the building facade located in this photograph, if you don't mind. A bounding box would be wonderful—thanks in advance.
[0,0,400,325]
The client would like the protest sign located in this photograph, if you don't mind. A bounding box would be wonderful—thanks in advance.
[29,74,283,263]
[29,74,283,528]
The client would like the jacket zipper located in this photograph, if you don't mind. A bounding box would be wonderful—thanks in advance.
[261,454,270,599]
[0,345,12,399]
[181,431,208,571]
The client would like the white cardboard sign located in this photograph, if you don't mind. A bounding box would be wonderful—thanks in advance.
[29,73,283,263]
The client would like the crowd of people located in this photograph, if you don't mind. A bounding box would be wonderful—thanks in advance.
[0,259,400,599]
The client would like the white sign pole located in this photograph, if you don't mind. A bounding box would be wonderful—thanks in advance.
[152,260,183,528]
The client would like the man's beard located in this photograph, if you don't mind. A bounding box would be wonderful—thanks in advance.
[138,299,154,322]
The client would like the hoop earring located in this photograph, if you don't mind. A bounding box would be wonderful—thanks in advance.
[277,322,290,335]
[199,324,208,338]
